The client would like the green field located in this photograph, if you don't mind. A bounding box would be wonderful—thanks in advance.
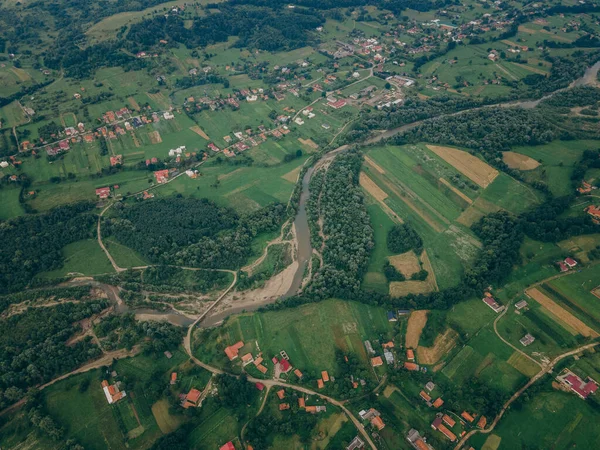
[40,239,115,278]
[548,264,600,326]
[105,238,150,268]
[193,298,394,377]
[362,201,396,292]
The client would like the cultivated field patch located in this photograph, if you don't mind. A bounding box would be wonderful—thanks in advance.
[390,250,438,296]
[405,310,428,349]
[146,92,171,109]
[426,145,499,188]
[364,155,386,174]
[507,351,539,377]
[526,288,599,338]
[388,251,420,278]
[482,434,502,450]
[416,328,458,365]
[502,151,540,170]
[298,137,319,149]
[360,172,403,223]
[190,125,210,140]
[148,130,162,144]
[456,197,501,226]
[152,399,183,433]
[439,177,472,204]
[10,67,31,82]
[128,96,140,111]
[281,166,302,183]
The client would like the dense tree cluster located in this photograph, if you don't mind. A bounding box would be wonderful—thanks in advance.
[387,223,423,254]
[398,107,556,158]
[540,86,600,108]
[304,150,374,300]
[0,202,96,294]
[106,198,286,269]
[0,301,107,408]
[214,374,258,411]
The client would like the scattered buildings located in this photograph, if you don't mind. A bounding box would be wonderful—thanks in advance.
[154,169,170,184]
[219,442,235,450]
[477,416,487,429]
[170,373,177,385]
[387,311,397,321]
[585,205,600,223]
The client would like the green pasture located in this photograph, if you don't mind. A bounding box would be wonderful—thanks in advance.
[39,239,115,278]
[104,238,150,268]
[362,201,396,293]
[446,297,497,336]
[548,264,600,326]
[480,172,543,214]
[0,186,23,219]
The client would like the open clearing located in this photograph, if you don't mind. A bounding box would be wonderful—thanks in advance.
[128,96,140,111]
[416,328,458,365]
[503,151,540,170]
[281,166,302,183]
[152,399,183,433]
[526,288,599,338]
[439,177,472,204]
[190,125,210,140]
[426,145,499,188]
[148,130,162,144]
[390,250,438,297]
[482,434,502,450]
[388,251,420,278]
[406,310,428,349]
[456,197,501,226]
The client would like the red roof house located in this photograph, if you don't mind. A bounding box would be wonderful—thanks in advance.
[95,187,110,199]
[564,257,577,268]
[564,374,598,399]
[279,358,292,373]
[219,442,235,450]
[224,341,244,360]
[255,382,265,391]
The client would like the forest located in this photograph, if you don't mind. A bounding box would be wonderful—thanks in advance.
[105,198,286,269]
[0,202,97,294]
[304,149,374,300]
[0,300,108,409]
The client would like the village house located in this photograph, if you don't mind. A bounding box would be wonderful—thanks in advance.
[520,333,535,346]
[477,416,487,429]
[298,397,305,408]
[564,257,578,268]
[371,356,384,367]
[219,442,235,450]
[95,187,111,199]
[170,373,177,385]
[407,349,415,361]
[279,403,290,411]
[420,391,432,402]
[404,362,419,371]
[384,349,394,365]
[557,370,599,400]
[443,415,455,427]
[585,205,600,223]
[154,169,170,184]
[371,416,386,431]
[101,380,126,404]
[294,369,303,379]
[321,371,330,382]
[515,300,528,310]
[433,398,444,408]
[276,389,285,400]
[241,353,254,366]
[224,341,244,360]
[317,379,324,389]
[364,340,375,355]
[482,292,503,313]
[182,388,201,408]
[431,417,456,442]
[406,428,433,450]
[346,435,365,450]
[461,411,475,423]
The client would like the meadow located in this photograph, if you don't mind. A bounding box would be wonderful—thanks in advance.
[39,239,115,278]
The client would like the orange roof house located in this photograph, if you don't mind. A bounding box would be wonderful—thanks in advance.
[298,398,305,408]
[420,391,432,402]
[404,362,419,371]
[353,381,359,389]
[294,369,303,378]
[321,371,330,382]
[477,416,487,429]
[224,341,244,360]
[154,169,169,184]
[382,341,394,349]
[170,372,177,385]
[256,364,268,374]
[433,397,444,408]
[407,349,415,361]
[101,380,126,404]
[370,416,386,430]
[586,205,600,222]
[443,415,456,427]
[253,356,263,366]
[437,424,457,442]
[371,356,384,367]
[241,353,254,365]
[276,389,285,400]
[305,406,317,413]
[183,388,202,408]
[317,379,324,389]
[461,411,475,423]
[279,403,290,411]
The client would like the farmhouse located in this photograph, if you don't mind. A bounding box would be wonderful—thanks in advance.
[420,391,432,402]
[219,442,235,450]
[321,371,330,382]
[255,382,265,391]
[170,373,177,385]
[154,169,169,184]
[241,353,254,366]
[328,99,347,109]
[371,415,386,431]
[294,368,303,378]
[95,187,110,199]
[298,397,305,408]
[442,415,455,427]
[520,333,535,346]
[407,429,433,450]
[585,205,600,223]
[431,417,456,441]
[557,371,599,400]
[477,416,487,429]
[482,295,503,313]
[101,380,126,404]
[276,389,285,400]
[279,358,292,373]
[279,403,290,411]
[224,341,244,360]
[564,257,578,268]
[404,362,420,371]
[382,341,394,349]
[384,349,394,364]
[433,398,444,408]
[387,311,397,321]
[371,356,384,367]
[461,411,475,423]
[515,300,528,310]
[346,436,365,450]
[407,349,415,361]
[558,261,569,272]
[317,379,324,389]
[182,388,202,408]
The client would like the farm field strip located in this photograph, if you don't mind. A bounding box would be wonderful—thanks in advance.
[425,145,499,188]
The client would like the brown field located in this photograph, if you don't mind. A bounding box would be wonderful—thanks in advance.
[507,351,540,377]
[406,310,428,349]
[298,138,319,149]
[147,91,171,109]
[128,96,140,111]
[10,67,31,82]
[148,130,162,144]
[388,251,420,278]
[416,328,458,365]
[151,399,183,433]
[592,287,600,300]
[439,178,473,204]
[482,434,502,450]
[426,145,499,188]
[190,125,210,140]
[503,151,541,170]
[526,288,599,337]
[364,156,386,174]
[360,172,403,223]
[391,250,438,296]
[281,166,302,183]
[501,39,520,47]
